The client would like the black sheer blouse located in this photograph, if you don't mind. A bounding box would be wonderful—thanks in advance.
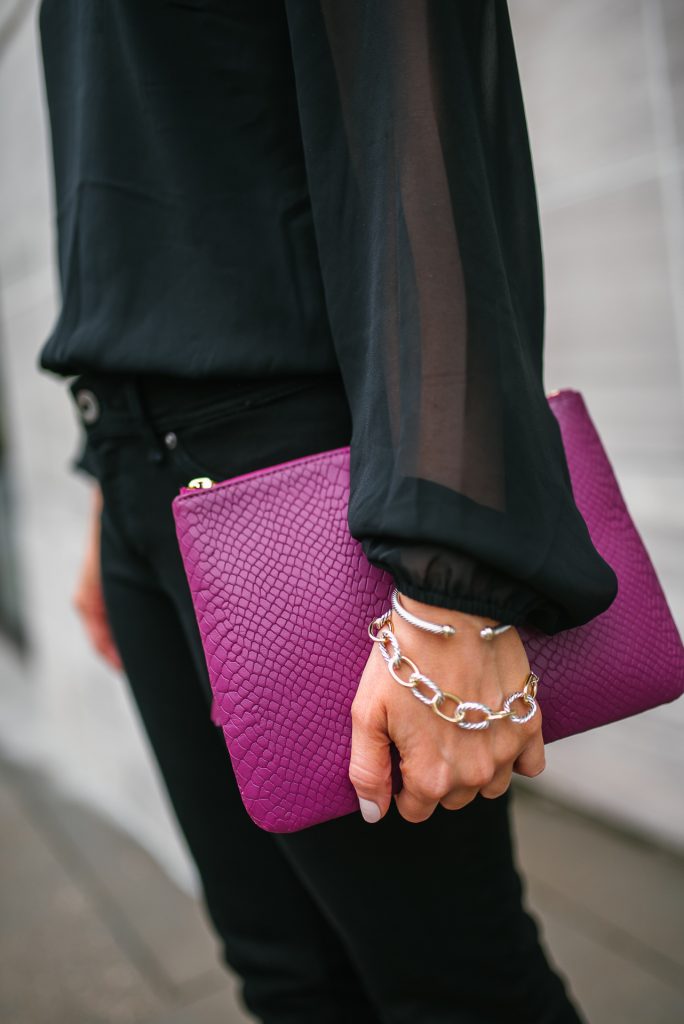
[38,0,618,634]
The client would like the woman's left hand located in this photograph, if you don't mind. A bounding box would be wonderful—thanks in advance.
[348,593,546,824]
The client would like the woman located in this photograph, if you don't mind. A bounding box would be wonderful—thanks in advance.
[38,2,617,1021]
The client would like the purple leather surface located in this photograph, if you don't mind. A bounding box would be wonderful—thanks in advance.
[172,389,684,833]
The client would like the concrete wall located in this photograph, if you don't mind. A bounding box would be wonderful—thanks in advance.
[0,0,682,885]
[0,0,197,891]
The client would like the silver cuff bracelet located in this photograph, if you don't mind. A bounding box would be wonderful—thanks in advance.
[391,587,513,640]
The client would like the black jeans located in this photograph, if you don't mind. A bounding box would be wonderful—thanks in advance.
[67,369,585,1024]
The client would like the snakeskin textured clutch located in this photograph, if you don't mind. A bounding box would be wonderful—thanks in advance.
[172,389,684,833]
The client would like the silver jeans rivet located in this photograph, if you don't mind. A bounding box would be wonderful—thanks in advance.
[164,431,178,450]
[75,389,100,424]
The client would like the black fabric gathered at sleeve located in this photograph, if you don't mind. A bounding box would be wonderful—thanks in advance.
[283,0,618,635]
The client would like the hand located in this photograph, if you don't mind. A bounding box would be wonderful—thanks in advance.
[72,484,123,671]
[349,593,545,823]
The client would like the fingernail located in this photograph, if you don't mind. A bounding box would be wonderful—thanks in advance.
[359,798,382,823]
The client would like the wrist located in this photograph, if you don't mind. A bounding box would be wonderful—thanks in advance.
[396,590,506,634]
[389,576,527,627]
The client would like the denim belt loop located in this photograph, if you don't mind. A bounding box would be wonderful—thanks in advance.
[125,377,166,464]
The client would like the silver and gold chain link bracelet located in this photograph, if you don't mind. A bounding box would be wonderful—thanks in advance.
[368,608,539,730]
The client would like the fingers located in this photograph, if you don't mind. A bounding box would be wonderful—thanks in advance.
[513,730,546,778]
[478,762,513,800]
[398,730,541,818]
[439,754,499,810]
[73,492,124,672]
[349,701,393,823]
[394,780,443,822]
[88,614,124,670]
[397,755,491,820]
[73,585,123,671]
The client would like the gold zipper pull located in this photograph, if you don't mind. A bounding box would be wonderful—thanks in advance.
[187,476,215,489]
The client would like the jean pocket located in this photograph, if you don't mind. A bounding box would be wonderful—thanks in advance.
[168,375,351,484]
[169,418,238,483]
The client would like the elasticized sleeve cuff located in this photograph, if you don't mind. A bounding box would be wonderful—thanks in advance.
[361,538,555,632]
[389,578,539,628]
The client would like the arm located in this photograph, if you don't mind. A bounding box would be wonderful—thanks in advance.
[72,482,123,671]
[71,434,100,478]
[283,1,617,821]
[283,0,617,633]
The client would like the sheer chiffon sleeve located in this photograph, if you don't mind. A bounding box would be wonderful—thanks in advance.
[284,0,618,635]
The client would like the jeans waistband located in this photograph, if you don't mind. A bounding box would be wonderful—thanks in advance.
[68,370,339,464]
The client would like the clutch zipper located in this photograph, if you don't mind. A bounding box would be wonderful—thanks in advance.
[186,476,215,489]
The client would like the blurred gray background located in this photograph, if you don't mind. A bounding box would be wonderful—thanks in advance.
[0,1,683,1022]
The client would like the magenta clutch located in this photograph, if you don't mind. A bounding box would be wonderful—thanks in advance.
[172,389,684,833]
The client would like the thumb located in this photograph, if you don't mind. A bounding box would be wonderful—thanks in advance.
[349,705,392,823]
